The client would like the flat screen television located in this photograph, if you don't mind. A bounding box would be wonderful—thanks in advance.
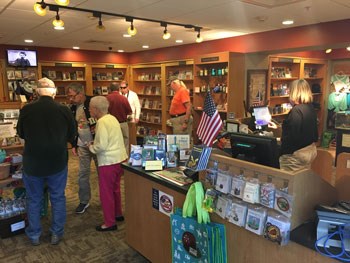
[230,132,280,169]
[6,49,38,67]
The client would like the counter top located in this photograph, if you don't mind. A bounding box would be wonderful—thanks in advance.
[121,163,190,194]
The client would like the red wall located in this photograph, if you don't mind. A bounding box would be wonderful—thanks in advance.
[1,19,350,64]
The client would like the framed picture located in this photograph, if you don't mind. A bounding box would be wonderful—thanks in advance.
[246,69,268,109]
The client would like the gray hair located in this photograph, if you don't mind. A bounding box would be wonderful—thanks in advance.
[90,96,109,114]
[110,82,120,92]
[67,82,85,94]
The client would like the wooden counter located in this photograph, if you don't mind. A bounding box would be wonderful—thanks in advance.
[123,158,338,263]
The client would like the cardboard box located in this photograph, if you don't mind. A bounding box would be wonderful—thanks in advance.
[0,214,27,238]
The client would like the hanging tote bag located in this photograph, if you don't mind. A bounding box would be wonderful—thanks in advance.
[170,182,227,263]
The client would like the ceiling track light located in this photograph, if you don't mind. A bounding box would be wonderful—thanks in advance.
[34,2,203,43]
[161,22,171,40]
[52,10,64,27]
[195,27,203,43]
[126,17,137,36]
[325,48,332,54]
[33,0,47,16]
[55,0,69,6]
[96,14,105,31]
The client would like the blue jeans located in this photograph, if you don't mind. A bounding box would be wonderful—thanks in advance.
[23,166,68,241]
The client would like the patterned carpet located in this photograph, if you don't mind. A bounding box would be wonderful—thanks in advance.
[0,153,150,263]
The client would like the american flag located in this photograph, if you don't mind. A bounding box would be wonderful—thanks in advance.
[197,91,222,146]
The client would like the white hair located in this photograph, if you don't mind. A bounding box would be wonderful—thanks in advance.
[90,96,109,114]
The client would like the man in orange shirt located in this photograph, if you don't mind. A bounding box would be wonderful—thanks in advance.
[168,77,193,135]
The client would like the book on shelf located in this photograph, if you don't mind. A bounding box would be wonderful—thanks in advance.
[155,86,161,95]
[112,72,119,80]
[7,70,15,80]
[55,71,63,80]
[151,86,157,95]
[106,72,112,80]
[153,167,193,186]
[148,100,153,109]
[76,71,84,80]
[153,100,159,109]
[29,70,36,79]
[15,70,22,79]
[48,70,56,80]
[63,72,71,80]
[144,86,152,95]
[144,99,149,108]
[22,70,29,79]
[70,72,77,80]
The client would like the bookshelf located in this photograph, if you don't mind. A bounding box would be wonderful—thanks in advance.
[90,63,128,96]
[39,62,88,103]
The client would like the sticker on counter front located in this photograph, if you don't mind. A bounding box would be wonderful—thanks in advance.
[342,134,350,147]
[152,188,159,210]
[11,220,25,232]
[158,190,174,216]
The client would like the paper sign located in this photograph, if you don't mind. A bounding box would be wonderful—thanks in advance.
[145,160,163,171]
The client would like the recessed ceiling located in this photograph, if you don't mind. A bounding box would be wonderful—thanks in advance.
[0,0,349,52]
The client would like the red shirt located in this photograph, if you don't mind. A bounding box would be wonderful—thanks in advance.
[169,87,190,115]
[106,92,132,122]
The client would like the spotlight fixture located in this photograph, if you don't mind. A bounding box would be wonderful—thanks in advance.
[92,12,105,31]
[325,48,332,54]
[126,17,137,36]
[52,10,64,27]
[55,0,69,6]
[282,19,294,25]
[33,0,47,16]
[161,22,171,40]
[195,27,203,43]
[347,46,350,51]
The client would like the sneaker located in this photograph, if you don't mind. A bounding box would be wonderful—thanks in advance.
[75,203,89,214]
[51,234,62,245]
[30,238,40,246]
[116,216,125,222]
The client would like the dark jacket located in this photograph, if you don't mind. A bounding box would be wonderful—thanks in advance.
[281,103,318,155]
[17,96,77,177]
[70,95,96,148]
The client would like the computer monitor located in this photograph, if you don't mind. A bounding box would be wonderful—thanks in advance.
[230,132,280,169]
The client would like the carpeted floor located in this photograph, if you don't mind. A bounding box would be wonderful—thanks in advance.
[0,153,150,263]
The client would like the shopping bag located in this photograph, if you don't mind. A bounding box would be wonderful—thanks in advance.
[171,208,227,263]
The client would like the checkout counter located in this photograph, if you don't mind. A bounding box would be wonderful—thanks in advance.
[122,151,342,263]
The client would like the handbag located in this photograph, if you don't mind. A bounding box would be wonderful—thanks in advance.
[171,182,227,263]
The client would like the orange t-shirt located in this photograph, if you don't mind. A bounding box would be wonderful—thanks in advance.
[169,87,190,115]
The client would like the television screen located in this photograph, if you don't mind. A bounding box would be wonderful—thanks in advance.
[230,132,280,169]
[6,49,38,67]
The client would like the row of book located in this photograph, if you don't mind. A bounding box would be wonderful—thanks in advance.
[6,69,36,80]
[93,72,124,81]
[142,86,161,95]
[167,70,193,80]
[139,112,162,124]
[42,70,84,81]
[93,86,110,95]
[140,98,162,110]
[137,73,161,81]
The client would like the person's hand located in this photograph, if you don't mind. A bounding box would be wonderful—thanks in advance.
[135,118,139,124]
[71,147,77,156]
[268,121,278,129]
[182,122,188,131]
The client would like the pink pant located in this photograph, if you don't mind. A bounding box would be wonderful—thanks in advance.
[98,163,123,227]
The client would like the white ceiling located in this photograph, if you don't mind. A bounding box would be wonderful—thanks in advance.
[0,0,350,52]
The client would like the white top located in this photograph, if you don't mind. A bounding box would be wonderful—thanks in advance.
[123,89,141,122]
[89,114,127,166]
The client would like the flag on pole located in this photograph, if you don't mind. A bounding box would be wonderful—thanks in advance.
[197,91,222,146]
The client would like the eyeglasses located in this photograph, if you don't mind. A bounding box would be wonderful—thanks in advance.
[67,92,80,100]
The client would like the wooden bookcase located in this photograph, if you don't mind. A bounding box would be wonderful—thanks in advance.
[129,63,163,136]
[130,60,194,137]
[89,63,129,96]
[193,52,245,143]
[164,60,193,134]
[267,56,327,138]
[39,62,88,103]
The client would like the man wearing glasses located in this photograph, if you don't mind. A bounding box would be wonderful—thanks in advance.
[119,80,141,123]
[67,83,97,214]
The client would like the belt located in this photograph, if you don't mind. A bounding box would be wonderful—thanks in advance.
[170,112,186,118]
